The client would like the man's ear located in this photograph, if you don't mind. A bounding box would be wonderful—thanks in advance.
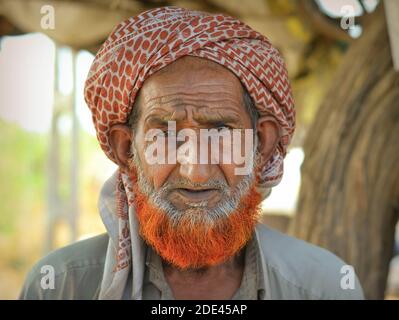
[109,124,134,173]
[256,116,280,169]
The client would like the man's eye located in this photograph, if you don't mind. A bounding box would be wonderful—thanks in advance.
[215,125,232,131]
[162,130,176,136]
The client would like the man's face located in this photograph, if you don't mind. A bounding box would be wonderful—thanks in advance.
[132,56,255,205]
[128,56,261,269]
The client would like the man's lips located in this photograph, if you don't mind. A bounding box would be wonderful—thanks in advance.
[173,188,221,202]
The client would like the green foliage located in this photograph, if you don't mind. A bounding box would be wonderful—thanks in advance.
[0,120,47,234]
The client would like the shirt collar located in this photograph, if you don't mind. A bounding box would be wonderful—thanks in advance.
[143,232,265,299]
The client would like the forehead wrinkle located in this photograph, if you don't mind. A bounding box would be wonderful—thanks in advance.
[142,90,244,122]
[144,106,244,127]
[157,82,237,91]
[144,98,243,115]
[143,91,241,107]
[141,80,246,126]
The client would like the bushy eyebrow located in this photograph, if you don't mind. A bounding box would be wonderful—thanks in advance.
[144,108,243,127]
[194,109,242,126]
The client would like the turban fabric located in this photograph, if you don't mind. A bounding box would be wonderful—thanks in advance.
[84,7,295,299]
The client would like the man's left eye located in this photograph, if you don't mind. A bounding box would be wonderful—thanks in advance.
[215,125,232,131]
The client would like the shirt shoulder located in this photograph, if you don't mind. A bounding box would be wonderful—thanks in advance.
[19,233,109,300]
[255,224,364,299]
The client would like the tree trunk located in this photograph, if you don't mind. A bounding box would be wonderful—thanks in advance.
[289,6,399,300]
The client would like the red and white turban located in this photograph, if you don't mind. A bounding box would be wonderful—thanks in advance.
[84,6,295,189]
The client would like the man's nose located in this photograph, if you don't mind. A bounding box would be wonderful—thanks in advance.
[179,162,215,184]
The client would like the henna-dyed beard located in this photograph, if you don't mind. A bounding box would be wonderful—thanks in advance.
[129,147,262,270]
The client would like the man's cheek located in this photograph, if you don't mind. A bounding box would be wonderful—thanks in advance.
[219,163,245,188]
[143,163,176,189]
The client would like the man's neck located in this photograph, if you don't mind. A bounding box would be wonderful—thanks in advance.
[162,248,246,299]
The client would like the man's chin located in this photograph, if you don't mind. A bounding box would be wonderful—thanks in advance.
[132,182,262,270]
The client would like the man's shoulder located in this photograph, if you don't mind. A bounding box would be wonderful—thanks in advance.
[255,224,364,299]
[32,233,109,273]
[20,233,109,299]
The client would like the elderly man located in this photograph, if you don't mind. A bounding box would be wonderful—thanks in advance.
[20,7,363,300]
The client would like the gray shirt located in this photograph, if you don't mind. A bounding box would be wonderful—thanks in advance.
[19,224,365,300]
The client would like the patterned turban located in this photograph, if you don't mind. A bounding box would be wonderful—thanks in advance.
[84,6,295,189]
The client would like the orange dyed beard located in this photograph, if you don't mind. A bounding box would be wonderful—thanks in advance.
[130,172,262,270]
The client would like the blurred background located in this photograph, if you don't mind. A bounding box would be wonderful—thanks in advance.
[0,0,398,299]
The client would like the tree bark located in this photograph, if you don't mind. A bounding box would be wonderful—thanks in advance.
[290,6,399,299]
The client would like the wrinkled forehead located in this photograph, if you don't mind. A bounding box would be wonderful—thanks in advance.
[138,56,244,105]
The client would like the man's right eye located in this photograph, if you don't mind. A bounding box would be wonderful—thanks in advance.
[162,130,176,136]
